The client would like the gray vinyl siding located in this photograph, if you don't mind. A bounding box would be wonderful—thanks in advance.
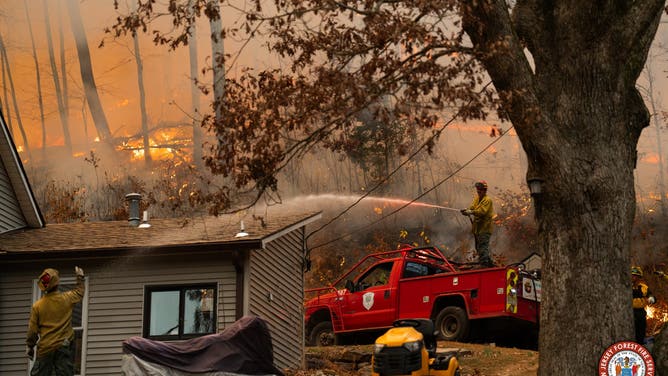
[0,253,237,376]
[248,227,305,370]
[0,157,27,234]
[0,270,33,374]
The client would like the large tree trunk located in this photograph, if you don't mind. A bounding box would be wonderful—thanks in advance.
[462,1,663,374]
[66,0,113,144]
[43,0,72,155]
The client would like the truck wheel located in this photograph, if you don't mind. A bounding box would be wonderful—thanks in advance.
[310,321,337,346]
[435,306,470,342]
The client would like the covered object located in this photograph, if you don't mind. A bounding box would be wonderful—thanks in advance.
[121,316,284,375]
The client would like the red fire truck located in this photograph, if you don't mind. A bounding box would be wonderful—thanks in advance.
[304,246,541,346]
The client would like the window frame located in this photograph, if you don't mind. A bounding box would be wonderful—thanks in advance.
[30,276,88,376]
[142,283,218,340]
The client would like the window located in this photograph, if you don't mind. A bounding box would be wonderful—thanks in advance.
[355,262,394,291]
[31,277,88,376]
[402,261,445,278]
[143,284,217,340]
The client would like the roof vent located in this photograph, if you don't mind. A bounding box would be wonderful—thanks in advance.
[235,220,249,238]
[139,210,151,228]
[125,193,142,227]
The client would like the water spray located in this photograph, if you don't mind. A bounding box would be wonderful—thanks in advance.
[289,194,462,212]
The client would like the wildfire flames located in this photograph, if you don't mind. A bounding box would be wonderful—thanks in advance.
[647,302,668,336]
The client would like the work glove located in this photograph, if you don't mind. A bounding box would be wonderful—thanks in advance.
[648,296,656,305]
[460,209,472,216]
[75,266,84,278]
[26,346,34,360]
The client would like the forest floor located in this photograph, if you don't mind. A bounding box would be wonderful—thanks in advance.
[285,341,538,376]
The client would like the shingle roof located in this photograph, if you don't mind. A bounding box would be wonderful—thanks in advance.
[0,210,321,256]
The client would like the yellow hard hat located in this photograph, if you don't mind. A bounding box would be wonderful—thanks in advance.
[631,266,643,277]
[475,181,488,190]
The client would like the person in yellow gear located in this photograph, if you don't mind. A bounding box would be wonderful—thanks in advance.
[461,180,495,267]
[631,266,655,345]
[26,266,85,376]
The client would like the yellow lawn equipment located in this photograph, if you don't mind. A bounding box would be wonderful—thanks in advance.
[371,319,460,376]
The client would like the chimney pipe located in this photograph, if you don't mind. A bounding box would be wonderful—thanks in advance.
[125,193,142,227]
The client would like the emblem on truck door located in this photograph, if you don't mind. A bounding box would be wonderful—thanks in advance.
[363,292,375,310]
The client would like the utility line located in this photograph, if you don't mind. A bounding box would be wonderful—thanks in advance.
[305,82,493,244]
[307,125,513,251]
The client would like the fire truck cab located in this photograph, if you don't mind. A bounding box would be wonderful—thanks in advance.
[304,246,540,346]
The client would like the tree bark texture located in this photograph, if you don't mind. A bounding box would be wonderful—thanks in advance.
[654,327,667,373]
[462,1,664,374]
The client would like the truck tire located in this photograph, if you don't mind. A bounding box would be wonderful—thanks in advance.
[435,306,470,342]
[310,321,337,346]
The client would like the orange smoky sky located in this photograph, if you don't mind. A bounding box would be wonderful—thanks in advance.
[0,0,265,153]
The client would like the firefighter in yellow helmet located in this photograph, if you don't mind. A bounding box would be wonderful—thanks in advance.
[631,266,655,345]
[461,180,495,267]
[26,267,85,376]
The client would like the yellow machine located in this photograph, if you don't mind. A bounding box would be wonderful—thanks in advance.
[371,319,460,376]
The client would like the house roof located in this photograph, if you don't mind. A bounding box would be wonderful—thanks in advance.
[0,210,321,258]
[0,109,44,232]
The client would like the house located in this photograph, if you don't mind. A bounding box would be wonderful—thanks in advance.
[0,112,44,234]
[521,252,542,271]
[0,111,322,375]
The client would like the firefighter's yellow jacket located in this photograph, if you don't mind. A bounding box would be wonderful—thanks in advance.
[467,195,494,235]
[632,281,650,309]
[26,275,85,357]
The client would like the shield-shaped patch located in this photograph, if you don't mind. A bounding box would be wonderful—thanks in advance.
[363,292,375,310]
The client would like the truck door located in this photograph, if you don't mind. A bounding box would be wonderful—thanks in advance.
[341,261,397,330]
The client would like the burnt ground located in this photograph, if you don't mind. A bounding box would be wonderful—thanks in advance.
[288,341,538,376]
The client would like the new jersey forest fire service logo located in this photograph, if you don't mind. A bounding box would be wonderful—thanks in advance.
[362,292,374,310]
[598,341,655,376]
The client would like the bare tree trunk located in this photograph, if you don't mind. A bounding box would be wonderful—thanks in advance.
[0,32,31,159]
[643,57,666,219]
[208,1,225,119]
[43,0,72,155]
[24,0,47,158]
[58,0,70,121]
[462,1,663,374]
[131,1,152,167]
[207,0,225,151]
[66,0,113,145]
[189,0,203,170]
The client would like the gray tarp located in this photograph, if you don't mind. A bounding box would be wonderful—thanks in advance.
[121,316,283,376]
